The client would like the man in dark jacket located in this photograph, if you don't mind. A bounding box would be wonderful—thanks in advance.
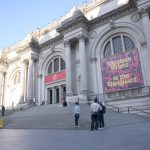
[98,101,105,129]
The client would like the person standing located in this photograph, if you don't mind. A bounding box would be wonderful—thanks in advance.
[90,98,102,131]
[74,102,80,128]
[1,105,5,117]
[98,101,106,129]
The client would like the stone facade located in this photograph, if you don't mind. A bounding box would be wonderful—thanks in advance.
[0,0,150,107]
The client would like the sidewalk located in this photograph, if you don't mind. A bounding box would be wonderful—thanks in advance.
[0,121,150,150]
[1,103,150,150]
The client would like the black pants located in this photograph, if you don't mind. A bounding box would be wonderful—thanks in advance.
[75,113,79,126]
[2,111,4,116]
[91,113,98,130]
[98,114,104,128]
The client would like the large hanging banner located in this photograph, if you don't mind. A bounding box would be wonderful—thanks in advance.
[101,49,144,93]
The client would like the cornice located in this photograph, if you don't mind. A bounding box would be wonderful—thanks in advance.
[138,5,150,17]
[57,1,136,34]
[57,10,89,35]
[16,38,39,55]
[81,0,109,13]
[39,34,63,51]
[89,1,137,30]
[7,57,20,65]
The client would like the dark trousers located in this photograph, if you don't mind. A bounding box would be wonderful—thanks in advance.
[91,113,98,130]
[75,113,79,126]
[98,114,104,128]
[2,111,4,117]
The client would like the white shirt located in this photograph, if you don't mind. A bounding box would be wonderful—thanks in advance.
[90,102,102,113]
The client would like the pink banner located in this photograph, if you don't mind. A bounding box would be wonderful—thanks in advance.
[101,49,144,93]
[44,70,66,84]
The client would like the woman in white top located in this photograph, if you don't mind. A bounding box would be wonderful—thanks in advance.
[74,102,80,128]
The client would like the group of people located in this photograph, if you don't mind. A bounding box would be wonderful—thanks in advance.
[73,97,106,130]
[90,97,105,131]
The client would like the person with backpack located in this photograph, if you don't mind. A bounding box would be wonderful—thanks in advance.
[90,97,102,131]
[98,101,106,129]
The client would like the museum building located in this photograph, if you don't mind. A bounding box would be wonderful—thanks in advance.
[0,0,150,107]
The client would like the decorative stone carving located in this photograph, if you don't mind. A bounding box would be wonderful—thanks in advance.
[109,19,115,29]
[64,40,71,47]
[89,31,97,39]
[78,33,88,41]
[50,45,55,53]
[138,6,150,18]
[90,57,97,62]
[131,13,140,22]
[140,41,147,48]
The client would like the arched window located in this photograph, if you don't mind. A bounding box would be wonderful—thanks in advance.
[104,35,135,58]
[47,57,66,74]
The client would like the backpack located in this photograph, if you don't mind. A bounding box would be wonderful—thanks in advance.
[100,104,106,114]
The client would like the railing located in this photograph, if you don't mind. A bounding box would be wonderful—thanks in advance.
[88,86,150,115]
[88,86,150,102]
[106,103,150,114]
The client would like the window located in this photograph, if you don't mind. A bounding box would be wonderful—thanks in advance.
[47,58,66,74]
[54,58,59,72]
[48,62,52,74]
[104,35,135,58]
[60,58,65,70]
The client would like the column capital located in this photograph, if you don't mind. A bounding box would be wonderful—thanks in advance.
[138,5,150,18]
[90,57,97,63]
[78,33,88,41]
[64,40,71,48]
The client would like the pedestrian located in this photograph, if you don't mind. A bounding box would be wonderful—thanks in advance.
[63,96,67,107]
[1,105,5,117]
[90,97,102,131]
[74,102,80,128]
[98,101,106,129]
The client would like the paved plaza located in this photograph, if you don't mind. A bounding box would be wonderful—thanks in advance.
[0,103,150,150]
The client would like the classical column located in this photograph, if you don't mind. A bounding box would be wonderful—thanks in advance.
[139,6,150,50]
[138,6,150,85]
[79,33,88,94]
[64,40,73,96]
[20,61,26,103]
[0,71,5,105]
[27,59,35,103]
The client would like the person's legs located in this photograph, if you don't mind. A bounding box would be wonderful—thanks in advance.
[101,115,105,128]
[99,115,102,128]
[91,114,95,130]
[95,114,98,130]
[2,111,4,116]
[75,113,79,127]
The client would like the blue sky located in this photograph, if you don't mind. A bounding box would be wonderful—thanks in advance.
[0,0,87,50]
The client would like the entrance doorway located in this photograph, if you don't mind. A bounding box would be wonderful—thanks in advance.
[49,89,53,104]
[48,88,53,104]
[56,87,59,103]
